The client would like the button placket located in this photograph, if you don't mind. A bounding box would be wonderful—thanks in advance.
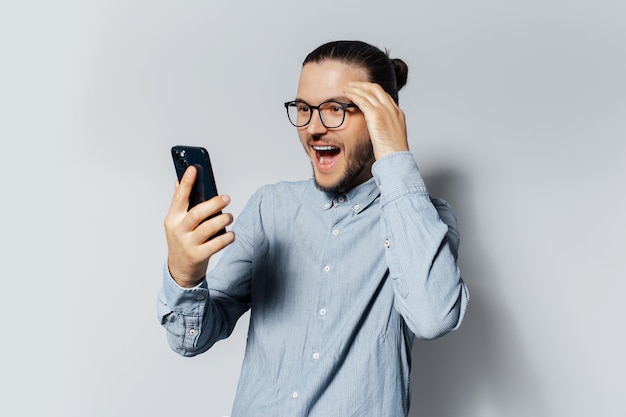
[311,205,340,382]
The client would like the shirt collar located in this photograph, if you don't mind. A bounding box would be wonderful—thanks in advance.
[310,177,380,213]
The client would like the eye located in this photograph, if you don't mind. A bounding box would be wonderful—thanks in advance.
[296,103,310,113]
[330,104,342,113]
[320,102,342,113]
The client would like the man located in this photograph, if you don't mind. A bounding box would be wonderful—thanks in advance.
[158,40,469,416]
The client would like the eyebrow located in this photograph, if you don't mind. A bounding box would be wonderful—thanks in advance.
[294,96,351,104]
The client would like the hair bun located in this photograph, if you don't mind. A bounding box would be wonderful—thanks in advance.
[391,58,408,91]
[304,41,408,103]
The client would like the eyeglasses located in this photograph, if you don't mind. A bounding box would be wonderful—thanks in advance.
[284,100,358,129]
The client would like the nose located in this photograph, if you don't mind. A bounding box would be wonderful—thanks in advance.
[306,108,328,137]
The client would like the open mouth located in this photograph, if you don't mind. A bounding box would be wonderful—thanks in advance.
[313,145,341,167]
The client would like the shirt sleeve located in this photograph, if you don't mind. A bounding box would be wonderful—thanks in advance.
[372,151,469,339]
[156,189,264,356]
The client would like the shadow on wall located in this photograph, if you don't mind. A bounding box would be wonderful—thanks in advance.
[408,170,547,417]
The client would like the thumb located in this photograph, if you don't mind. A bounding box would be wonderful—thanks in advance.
[170,165,196,213]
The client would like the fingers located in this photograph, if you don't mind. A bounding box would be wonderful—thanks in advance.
[199,228,235,257]
[192,211,235,245]
[164,193,235,288]
[175,218,235,277]
[345,81,398,110]
[167,163,231,231]
[184,195,232,231]
[164,162,235,287]
[344,81,409,159]
[344,82,405,127]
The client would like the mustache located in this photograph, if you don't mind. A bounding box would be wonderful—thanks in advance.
[307,136,342,148]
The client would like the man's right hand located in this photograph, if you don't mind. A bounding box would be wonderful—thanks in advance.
[164,165,235,288]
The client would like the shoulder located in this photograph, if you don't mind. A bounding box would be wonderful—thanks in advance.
[238,180,314,216]
[234,180,313,235]
[252,179,314,202]
[233,180,312,236]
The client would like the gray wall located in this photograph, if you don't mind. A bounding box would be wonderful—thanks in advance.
[1,1,624,416]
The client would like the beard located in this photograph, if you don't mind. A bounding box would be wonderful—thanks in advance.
[312,139,375,194]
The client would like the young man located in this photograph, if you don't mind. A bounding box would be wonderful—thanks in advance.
[159,40,469,416]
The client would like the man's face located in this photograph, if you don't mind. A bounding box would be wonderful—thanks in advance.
[295,60,374,194]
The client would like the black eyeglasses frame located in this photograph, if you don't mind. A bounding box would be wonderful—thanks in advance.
[284,100,358,128]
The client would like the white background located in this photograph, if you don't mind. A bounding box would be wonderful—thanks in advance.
[1,1,624,416]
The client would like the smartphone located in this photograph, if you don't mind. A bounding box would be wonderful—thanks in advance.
[171,145,226,236]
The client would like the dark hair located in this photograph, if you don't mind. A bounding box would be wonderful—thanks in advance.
[303,40,408,103]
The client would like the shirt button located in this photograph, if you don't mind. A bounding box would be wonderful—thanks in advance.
[189,329,196,336]
[384,239,390,248]
[312,352,320,360]
[332,228,339,236]
[354,204,360,210]
[319,308,327,316]
[337,196,345,203]
[195,295,205,301]
[323,265,330,273]
[324,202,331,209]
[292,391,299,399]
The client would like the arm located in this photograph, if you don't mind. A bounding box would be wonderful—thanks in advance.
[373,152,468,339]
[157,166,253,356]
[345,82,468,339]
[157,267,248,357]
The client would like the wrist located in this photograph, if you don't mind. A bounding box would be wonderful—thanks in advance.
[374,144,409,160]
[167,259,207,288]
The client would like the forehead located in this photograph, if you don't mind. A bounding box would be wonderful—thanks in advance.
[296,60,366,103]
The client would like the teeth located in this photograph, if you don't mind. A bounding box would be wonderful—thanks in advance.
[313,145,338,151]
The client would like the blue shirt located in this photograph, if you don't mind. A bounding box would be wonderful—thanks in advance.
[158,152,469,417]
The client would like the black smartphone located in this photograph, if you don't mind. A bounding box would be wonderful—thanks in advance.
[171,145,226,236]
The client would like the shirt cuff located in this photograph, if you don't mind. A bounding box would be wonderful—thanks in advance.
[158,263,209,316]
[372,152,428,205]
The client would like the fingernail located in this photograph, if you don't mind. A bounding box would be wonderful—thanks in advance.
[222,195,231,203]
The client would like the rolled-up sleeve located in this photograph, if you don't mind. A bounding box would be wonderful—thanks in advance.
[157,189,265,356]
[157,265,213,356]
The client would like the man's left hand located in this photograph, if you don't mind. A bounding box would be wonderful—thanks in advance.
[344,81,409,160]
